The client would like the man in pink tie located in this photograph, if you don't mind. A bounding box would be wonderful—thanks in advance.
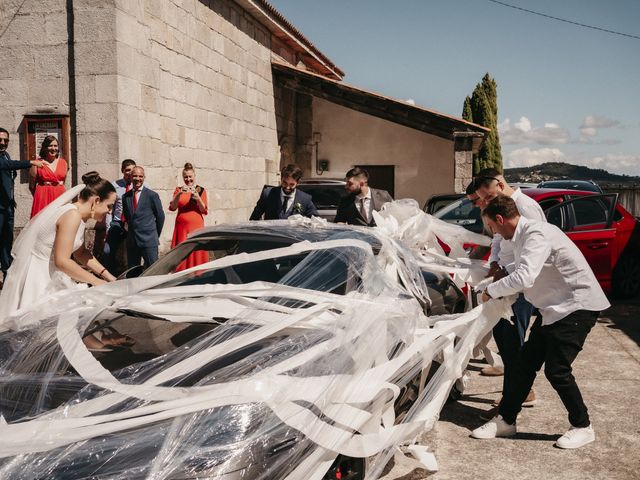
[122,166,164,273]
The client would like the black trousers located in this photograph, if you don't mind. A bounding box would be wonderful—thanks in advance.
[0,207,15,278]
[499,309,598,428]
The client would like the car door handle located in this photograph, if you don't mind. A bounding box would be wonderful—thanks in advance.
[588,242,609,249]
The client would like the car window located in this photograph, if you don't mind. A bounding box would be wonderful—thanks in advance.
[144,238,294,276]
[433,198,483,233]
[572,197,608,226]
[297,185,345,208]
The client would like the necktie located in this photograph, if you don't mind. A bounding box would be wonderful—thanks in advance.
[282,195,291,214]
[122,184,132,225]
[133,189,139,211]
[360,197,368,223]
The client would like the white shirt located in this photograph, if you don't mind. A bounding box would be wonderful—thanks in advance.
[486,217,610,325]
[490,188,546,272]
[280,188,295,214]
[355,189,372,221]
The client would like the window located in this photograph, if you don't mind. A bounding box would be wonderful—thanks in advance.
[572,198,607,226]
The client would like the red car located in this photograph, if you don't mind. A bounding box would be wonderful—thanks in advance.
[434,189,640,298]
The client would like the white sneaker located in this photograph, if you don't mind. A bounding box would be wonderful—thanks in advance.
[471,415,516,439]
[555,425,595,449]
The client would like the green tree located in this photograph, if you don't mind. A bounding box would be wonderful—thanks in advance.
[462,73,502,174]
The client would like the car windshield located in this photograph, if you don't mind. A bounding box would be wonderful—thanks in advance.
[433,197,483,233]
[297,184,345,208]
[144,237,295,276]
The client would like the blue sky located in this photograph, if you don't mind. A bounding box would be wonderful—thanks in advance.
[269,0,640,176]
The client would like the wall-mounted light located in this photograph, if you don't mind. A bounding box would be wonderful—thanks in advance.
[313,132,329,175]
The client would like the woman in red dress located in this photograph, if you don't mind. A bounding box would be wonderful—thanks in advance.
[169,163,209,271]
[30,135,68,218]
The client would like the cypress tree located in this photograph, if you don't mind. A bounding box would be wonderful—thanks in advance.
[463,73,503,174]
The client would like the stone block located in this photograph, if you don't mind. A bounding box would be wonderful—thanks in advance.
[75,7,117,43]
[144,111,162,140]
[75,131,119,170]
[116,103,140,134]
[1,12,49,46]
[27,77,67,106]
[44,11,69,45]
[160,115,178,144]
[160,97,176,118]
[95,74,118,103]
[117,75,141,107]
[117,130,141,160]
[78,103,118,133]
[141,85,159,112]
[75,41,118,75]
[0,80,28,106]
[175,102,195,128]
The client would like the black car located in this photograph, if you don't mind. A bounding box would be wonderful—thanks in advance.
[0,221,470,480]
[297,179,347,221]
[537,179,603,193]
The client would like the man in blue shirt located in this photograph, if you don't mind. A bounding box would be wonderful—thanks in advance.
[0,127,44,282]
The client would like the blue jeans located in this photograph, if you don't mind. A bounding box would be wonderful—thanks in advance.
[493,293,535,391]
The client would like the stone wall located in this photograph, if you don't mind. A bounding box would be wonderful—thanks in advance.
[273,82,312,173]
[0,0,283,248]
[0,0,71,227]
[111,0,280,247]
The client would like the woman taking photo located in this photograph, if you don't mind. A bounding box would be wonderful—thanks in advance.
[169,163,208,271]
[0,172,118,326]
[30,135,68,218]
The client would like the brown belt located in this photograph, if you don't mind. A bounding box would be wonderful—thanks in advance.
[37,181,62,186]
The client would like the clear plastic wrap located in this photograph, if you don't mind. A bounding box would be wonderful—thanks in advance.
[0,200,510,479]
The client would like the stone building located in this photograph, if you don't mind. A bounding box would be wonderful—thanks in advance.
[0,0,487,250]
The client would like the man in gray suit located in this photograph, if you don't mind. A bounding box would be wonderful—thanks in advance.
[334,167,393,226]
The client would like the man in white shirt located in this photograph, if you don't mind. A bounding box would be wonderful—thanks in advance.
[473,169,546,407]
[471,195,610,449]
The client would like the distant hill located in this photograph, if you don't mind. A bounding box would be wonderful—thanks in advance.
[504,162,640,186]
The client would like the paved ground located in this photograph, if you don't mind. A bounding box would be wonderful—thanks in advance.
[390,297,640,479]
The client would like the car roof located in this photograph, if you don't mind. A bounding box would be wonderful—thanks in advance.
[187,220,381,247]
[298,179,346,185]
[522,187,597,200]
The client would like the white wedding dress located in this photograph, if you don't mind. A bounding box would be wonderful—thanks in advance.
[0,184,87,330]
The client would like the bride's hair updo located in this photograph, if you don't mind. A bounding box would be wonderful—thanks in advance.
[79,171,116,201]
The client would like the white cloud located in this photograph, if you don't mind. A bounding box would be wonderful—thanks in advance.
[499,116,571,145]
[580,115,620,129]
[405,98,416,105]
[505,147,567,168]
[505,148,640,177]
[578,115,621,142]
[578,154,640,177]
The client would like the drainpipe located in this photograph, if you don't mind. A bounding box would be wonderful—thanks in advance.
[66,0,78,185]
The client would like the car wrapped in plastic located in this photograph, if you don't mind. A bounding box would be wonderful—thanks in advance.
[0,200,510,479]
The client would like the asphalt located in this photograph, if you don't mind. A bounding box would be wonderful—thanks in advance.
[390,297,640,480]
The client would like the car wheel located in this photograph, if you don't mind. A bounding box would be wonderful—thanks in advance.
[324,455,365,480]
[612,253,640,298]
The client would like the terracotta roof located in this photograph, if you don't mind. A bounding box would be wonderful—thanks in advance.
[235,0,344,80]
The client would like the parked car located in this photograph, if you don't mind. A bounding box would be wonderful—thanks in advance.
[433,188,640,297]
[297,178,347,221]
[1,219,482,479]
[537,179,603,193]
[423,194,464,215]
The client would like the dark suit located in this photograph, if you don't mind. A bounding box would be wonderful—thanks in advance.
[0,151,32,277]
[334,188,393,226]
[122,186,165,270]
[249,186,318,220]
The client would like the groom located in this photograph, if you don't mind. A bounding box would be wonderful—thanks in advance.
[0,127,44,282]
[122,166,165,272]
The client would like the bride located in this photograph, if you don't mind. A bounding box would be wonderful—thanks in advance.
[0,172,118,329]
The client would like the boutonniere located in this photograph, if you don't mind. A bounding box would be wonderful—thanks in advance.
[292,202,303,214]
